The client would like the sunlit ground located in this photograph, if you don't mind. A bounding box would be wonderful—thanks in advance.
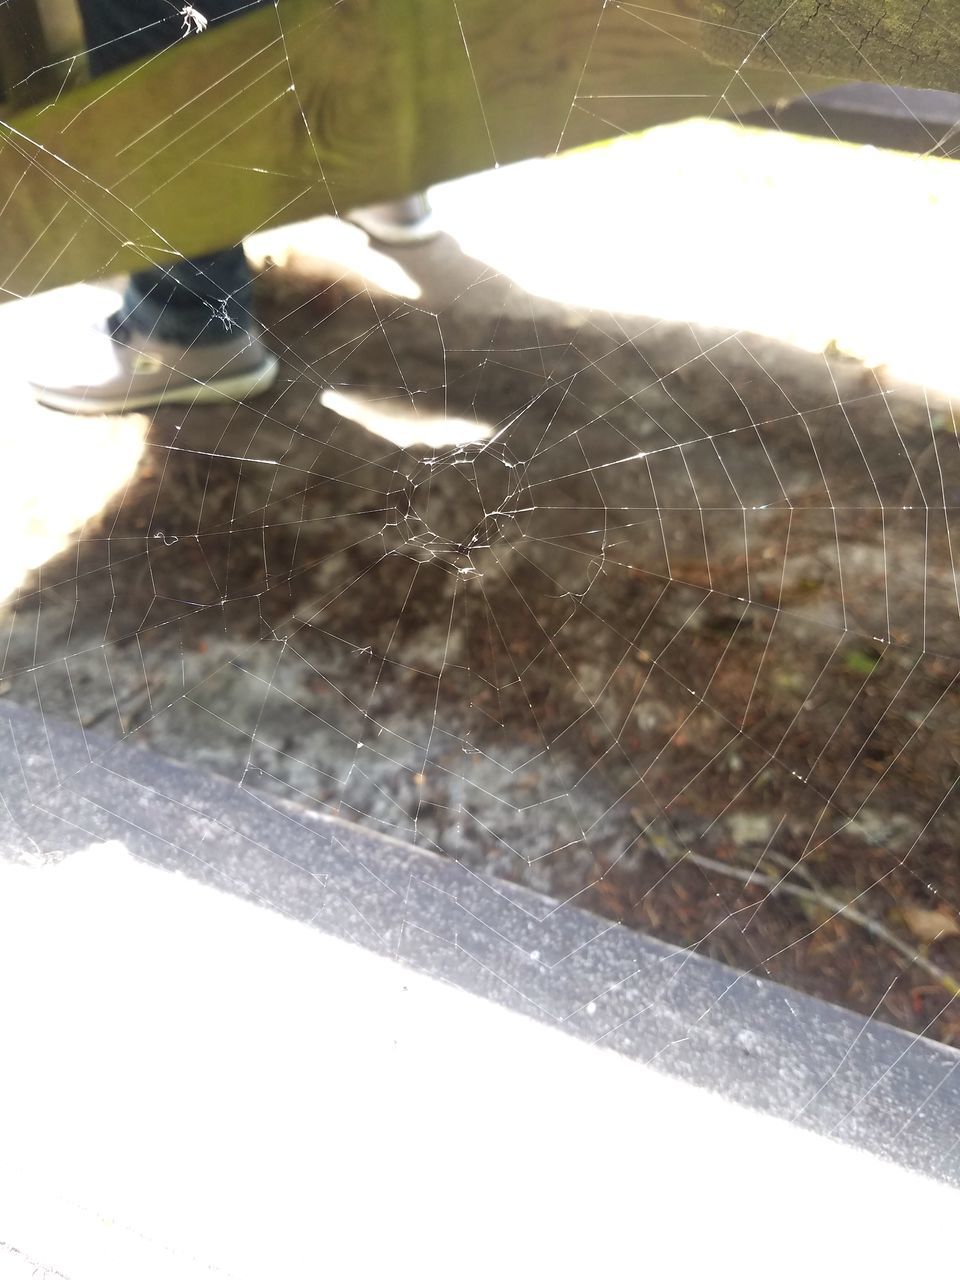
[248,213,423,300]
[426,118,960,396]
[3,117,960,602]
[0,278,146,600]
[319,388,493,449]
[0,394,143,603]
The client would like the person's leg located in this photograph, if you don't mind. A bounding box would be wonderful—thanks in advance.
[77,0,261,344]
[31,0,434,411]
[29,0,279,411]
[118,249,253,345]
[77,0,187,75]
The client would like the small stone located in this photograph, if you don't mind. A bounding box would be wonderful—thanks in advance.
[727,814,774,846]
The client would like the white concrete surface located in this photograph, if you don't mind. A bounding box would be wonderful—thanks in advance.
[0,845,954,1280]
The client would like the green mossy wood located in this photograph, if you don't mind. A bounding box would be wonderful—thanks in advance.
[0,0,840,296]
[701,0,960,91]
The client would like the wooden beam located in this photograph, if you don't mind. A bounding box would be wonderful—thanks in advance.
[700,0,960,92]
[0,0,835,298]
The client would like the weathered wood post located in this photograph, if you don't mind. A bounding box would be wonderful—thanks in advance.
[701,0,960,90]
[2,0,958,297]
[0,0,837,296]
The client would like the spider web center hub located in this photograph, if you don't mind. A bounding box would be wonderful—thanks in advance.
[387,442,526,568]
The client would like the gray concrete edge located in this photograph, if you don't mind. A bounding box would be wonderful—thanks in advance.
[1,700,957,1185]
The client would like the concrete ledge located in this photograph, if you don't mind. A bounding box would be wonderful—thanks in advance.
[2,700,958,1192]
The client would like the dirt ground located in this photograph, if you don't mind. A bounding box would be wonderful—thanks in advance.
[2,216,959,1046]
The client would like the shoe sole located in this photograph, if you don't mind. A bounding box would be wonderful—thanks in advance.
[33,352,280,416]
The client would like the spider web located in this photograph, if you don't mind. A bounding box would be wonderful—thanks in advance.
[0,0,959,1158]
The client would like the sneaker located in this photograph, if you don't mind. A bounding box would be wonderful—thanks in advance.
[346,194,438,247]
[28,314,279,415]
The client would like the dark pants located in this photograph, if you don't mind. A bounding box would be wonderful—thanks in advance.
[77,0,271,343]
